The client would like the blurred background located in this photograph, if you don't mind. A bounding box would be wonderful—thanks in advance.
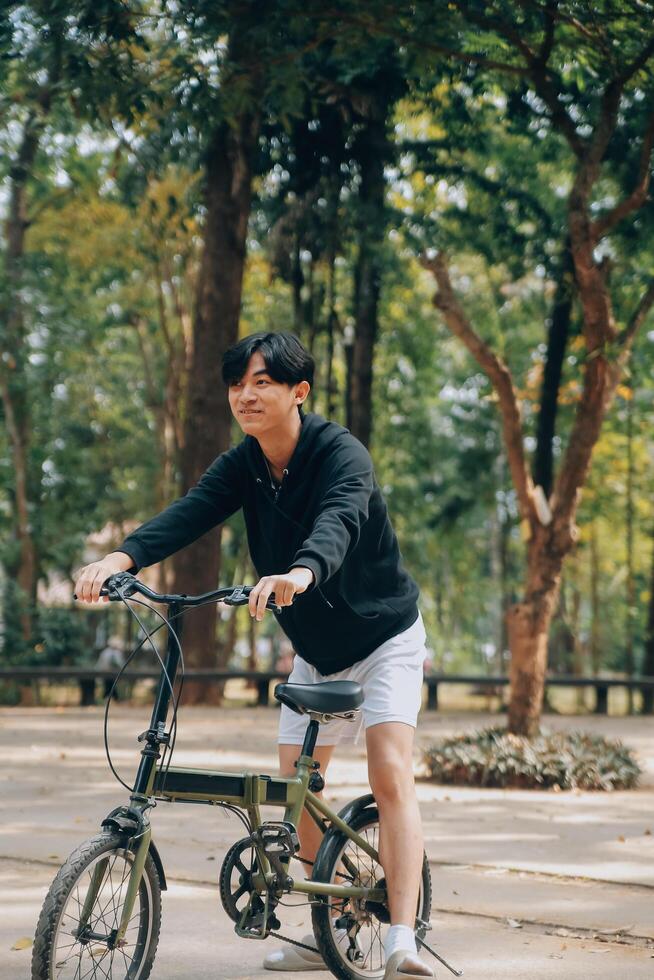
[1,2,653,715]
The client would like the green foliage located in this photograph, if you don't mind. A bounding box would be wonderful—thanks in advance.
[2,1,653,681]
[422,727,642,791]
[34,606,94,667]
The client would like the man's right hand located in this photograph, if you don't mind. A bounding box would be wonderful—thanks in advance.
[74,552,135,603]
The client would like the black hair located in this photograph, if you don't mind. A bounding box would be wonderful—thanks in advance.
[222,331,314,388]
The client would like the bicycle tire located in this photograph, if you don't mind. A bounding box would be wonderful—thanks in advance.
[311,806,432,980]
[31,831,162,980]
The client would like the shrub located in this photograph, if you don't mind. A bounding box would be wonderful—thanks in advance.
[421,727,641,791]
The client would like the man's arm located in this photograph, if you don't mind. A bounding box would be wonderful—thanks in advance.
[247,439,372,620]
[289,439,374,588]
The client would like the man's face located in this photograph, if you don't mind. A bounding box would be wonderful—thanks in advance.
[227,351,305,436]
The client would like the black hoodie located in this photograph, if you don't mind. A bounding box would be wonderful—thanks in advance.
[118,412,419,674]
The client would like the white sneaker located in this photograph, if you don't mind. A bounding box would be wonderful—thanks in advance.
[263,928,351,972]
[383,950,434,979]
[263,932,326,972]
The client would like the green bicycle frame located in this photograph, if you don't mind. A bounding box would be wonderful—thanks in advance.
[91,598,384,946]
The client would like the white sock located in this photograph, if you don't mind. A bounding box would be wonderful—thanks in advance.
[384,924,417,960]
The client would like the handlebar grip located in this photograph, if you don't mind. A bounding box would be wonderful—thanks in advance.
[72,588,110,601]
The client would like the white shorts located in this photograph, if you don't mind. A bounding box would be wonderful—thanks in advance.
[278,612,426,747]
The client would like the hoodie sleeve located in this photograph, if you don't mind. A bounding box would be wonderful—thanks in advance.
[116,446,244,571]
[290,438,373,587]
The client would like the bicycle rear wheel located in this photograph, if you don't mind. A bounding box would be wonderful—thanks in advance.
[31,831,161,980]
[311,806,431,980]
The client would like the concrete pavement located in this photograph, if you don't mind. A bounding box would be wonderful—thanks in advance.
[2,705,653,978]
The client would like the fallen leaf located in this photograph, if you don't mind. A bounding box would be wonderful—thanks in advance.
[11,937,33,951]
[644,829,651,836]
[617,835,625,843]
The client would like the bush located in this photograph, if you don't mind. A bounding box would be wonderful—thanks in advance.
[421,727,641,791]
[34,606,96,666]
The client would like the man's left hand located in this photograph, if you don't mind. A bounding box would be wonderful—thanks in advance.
[248,567,315,621]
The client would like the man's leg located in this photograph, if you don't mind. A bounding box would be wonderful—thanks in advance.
[366,721,432,977]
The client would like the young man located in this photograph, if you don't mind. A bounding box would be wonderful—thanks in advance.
[75,332,433,979]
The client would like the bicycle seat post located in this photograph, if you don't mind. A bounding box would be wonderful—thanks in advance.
[280,717,321,836]
[299,717,320,761]
[131,599,184,801]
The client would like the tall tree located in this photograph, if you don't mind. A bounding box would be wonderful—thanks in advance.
[420,3,654,734]
[149,3,341,693]
[169,18,264,696]
[0,2,144,647]
[348,72,397,446]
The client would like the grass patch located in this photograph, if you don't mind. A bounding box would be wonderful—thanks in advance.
[422,726,641,791]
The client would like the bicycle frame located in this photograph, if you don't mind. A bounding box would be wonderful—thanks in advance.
[89,597,385,946]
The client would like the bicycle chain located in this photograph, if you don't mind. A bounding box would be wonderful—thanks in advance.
[273,931,320,954]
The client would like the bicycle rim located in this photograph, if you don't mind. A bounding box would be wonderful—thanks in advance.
[313,809,430,980]
[49,844,154,979]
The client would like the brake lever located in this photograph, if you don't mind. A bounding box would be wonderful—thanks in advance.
[223,586,283,612]
[100,571,139,600]
[222,586,249,606]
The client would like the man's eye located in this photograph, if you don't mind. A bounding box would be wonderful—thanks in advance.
[256,379,269,385]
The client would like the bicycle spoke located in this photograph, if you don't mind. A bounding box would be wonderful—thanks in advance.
[48,844,153,980]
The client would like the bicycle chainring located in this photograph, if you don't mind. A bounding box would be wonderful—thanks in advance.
[219,837,261,924]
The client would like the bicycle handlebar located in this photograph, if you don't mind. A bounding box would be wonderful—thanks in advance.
[96,572,280,609]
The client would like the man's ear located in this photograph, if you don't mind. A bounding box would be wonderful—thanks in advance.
[295,380,310,405]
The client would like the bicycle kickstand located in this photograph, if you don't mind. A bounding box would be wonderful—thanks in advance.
[416,935,463,977]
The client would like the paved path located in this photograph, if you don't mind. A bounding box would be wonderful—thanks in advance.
[2,706,654,978]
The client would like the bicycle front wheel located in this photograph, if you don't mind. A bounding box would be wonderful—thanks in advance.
[31,831,161,980]
[311,806,431,980]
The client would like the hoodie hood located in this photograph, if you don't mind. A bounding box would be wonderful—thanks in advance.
[243,411,348,482]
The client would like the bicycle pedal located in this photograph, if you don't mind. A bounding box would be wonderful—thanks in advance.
[255,821,299,857]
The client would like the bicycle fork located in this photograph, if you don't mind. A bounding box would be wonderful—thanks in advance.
[75,814,152,948]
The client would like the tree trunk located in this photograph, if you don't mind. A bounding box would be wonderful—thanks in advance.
[348,103,389,448]
[643,519,654,714]
[625,389,636,713]
[589,520,601,675]
[490,449,509,671]
[173,109,260,704]
[325,177,339,419]
[506,526,570,735]
[0,114,41,645]
[533,244,575,497]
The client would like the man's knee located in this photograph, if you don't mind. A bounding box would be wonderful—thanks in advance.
[369,757,415,804]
